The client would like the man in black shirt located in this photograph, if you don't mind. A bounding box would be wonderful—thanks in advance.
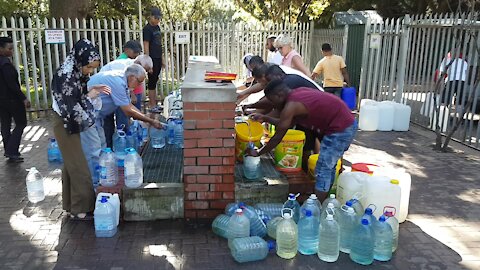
[143,7,164,113]
[0,37,30,163]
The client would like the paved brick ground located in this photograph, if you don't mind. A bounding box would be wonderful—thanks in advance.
[0,116,479,270]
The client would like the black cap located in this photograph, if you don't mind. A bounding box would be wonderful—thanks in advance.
[124,40,142,53]
[151,7,162,18]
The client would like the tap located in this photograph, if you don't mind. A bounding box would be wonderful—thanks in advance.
[234,116,250,125]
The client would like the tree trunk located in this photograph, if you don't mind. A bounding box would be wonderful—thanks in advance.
[50,0,91,20]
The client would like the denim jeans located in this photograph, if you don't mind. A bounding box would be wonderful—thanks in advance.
[135,93,142,111]
[80,118,106,187]
[315,120,358,192]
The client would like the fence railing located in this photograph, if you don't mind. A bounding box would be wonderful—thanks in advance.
[0,16,312,110]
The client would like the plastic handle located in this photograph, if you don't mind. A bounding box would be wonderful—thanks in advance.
[281,208,294,218]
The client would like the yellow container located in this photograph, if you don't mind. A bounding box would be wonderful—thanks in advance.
[235,120,264,161]
[308,154,342,179]
[274,130,305,172]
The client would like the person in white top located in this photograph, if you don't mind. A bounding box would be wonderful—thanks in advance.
[439,53,468,107]
[265,35,283,65]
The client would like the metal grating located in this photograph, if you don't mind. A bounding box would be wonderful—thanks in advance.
[234,154,286,186]
[142,142,183,183]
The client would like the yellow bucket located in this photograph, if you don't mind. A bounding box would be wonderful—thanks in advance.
[308,154,342,179]
[274,130,305,172]
[235,120,264,161]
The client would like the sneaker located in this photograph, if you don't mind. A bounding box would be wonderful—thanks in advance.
[7,156,24,163]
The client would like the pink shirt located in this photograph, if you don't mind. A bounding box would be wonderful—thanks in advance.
[133,84,143,95]
[282,49,302,67]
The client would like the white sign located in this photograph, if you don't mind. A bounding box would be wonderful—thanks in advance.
[370,34,381,49]
[175,32,190,44]
[45,29,65,44]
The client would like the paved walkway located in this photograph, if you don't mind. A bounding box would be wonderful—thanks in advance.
[0,116,479,270]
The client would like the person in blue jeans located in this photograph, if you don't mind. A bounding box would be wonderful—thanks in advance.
[246,80,357,202]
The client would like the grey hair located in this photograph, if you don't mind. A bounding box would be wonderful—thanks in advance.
[274,34,292,48]
[134,55,153,71]
[125,63,146,78]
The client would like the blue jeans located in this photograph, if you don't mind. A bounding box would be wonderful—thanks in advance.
[80,118,107,187]
[315,120,358,192]
[135,93,142,111]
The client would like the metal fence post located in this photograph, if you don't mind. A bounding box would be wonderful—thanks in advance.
[394,15,411,103]
[358,18,371,101]
[342,24,348,58]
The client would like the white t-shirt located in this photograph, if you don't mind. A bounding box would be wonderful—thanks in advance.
[100,59,135,72]
[267,51,283,65]
[439,58,468,82]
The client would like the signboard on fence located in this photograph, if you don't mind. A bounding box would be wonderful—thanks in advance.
[175,32,190,44]
[370,34,381,49]
[45,29,65,44]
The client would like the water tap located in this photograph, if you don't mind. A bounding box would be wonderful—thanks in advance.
[234,116,250,125]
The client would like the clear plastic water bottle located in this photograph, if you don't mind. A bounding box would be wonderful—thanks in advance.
[125,130,136,150]
[230,236,275,263]
[128,124,139,151]
[373,215,393,261]
[47,138,62,163]
[266,216,283,239]
[322,194,341,210]
[167,119,176,145]
[227,209,250,249]
[350,218,375,265]
[150,127,166,149]
[299,197,321,221]
[124,148,143,188]
[347,198,364,219]
[385,211,399,252]
[283,193,301,223]
[320,202,338,222]
[112,129,126,153]
[239,203,267,237]
[94,196,117,237]
[26,167,45,203]
[309,194,322,211]
[174,119,184,148]
[339,202,358,253]
[362,207,378,228]
[276,209,298,259]
[99,148,118,187]
[254,207,271,225]
[298,210,320,255]
[255,203,283,218]
[212,214,230,238]
[318,213,340,262]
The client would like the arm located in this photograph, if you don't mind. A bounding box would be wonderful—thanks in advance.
[237,82,266,103]
[292,55,311,77]
[3,64,27,102]
[341,67,351,87]
[143,41,150,55]
[120,104,162,128]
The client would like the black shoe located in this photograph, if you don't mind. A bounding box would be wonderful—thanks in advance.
[7,157,24,163]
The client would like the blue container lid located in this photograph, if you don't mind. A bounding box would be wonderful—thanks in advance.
[361,218,369,225]
[267,241,276,250]
[379,215,387,222]
[365,208,373,215]
[50,138,56,142]
[100,197,108,203]
[346,200,353,207]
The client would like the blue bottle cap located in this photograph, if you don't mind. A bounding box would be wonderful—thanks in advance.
[361,218,369,225]
[346,200,353,207]
[103,147,113,153]
[379,215,387,222]
[305,209,312,217]
[288,193,295,199]
[267,241,276,250]
[238,202,245,208]
[100,197,108,203]
[365,208,373,215]
[50,138,56,142]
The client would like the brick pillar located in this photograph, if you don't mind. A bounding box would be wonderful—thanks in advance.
[183,102,236,220]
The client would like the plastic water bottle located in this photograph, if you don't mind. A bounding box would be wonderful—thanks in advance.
[318,213,340,262]
[254,207,271,225]
[266,217,283,239]
[225,202,242,216]
[255,203,283,218]
[373,215,393,261]
[150,127,166,149]
[298,210,320,255]
[95,193,120,226]
[99,148,118,187]
[276,209,298,259]
[128,124,139,151]
[26,167,45,203]
[227,209,250,248]
[230,236,275,263]
[385,211,399,252]
[350,218,375,265]
[212,214,230,238]
[94,196,117,237]
[112,129,126,153]
[320,203,338,222]
[299,197,321,221]
[47,138,62,162]
[309,194,322,211]
[347,198,364,219]
[174,119,184,148]
[124,148,143,188]
[339,202,358,253]
[283,193,301,223]
[167,119,175,145]
[125,130,136,150]
[362,207,378,228]
[322,194,341,210]
[239,203,267,237]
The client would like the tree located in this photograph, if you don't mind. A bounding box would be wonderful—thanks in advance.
[49,0,91,19]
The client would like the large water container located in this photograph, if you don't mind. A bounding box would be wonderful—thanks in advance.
[283,193,301,223]
[359,103,380,131]
[243,155,261,180]
[377,101,395,131]
[129,121,140,151]
[212,214,230,238]
[373,168,411,223]
[150,127,166,149]
[336,172,369,205]
[362,207,379,228]
[385,211,399,252]
[230,236,275,263]
[346,199,364,220]
[318,213,340,262]
[125,130,136,150]
[167,119,176,145]
[299,197,321,221]
[363,178,401,219]
[393,103,411,131]
[26,167,45,203]
[322,194,340,212]
[266,217,283,239]
[124,148,143,188]
[341,87,357,110]
[240,203,267,237]
[96,193,120,226]
[298,210,320,255]
[227,209,250,249]
[94,197,117,237]
[47,138,63,163]
[373,215,393,261]
[276,210,298,259]
[350,218,375,265]
[112,129,127,153]
[338,203,358,253]
[255,203,283,218]
[99,148,118,187]
[174,119,184,148]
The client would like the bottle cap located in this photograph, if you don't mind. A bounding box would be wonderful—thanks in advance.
[288,193,295,200]
[347,207,355,214]
[235,209,243,215]
[309,194,318,200]
[390,179,400,185]
[361,218,369,225]
[379,215,387,222]
[100,197,108,203]
[50,138,56,142]
[384,211,393,217]
[346,200,353,207]
[329,194,336,199]
[326,214,334,221]
[365,208,373,215]
[267,241,276,250]
[283,213,292,219]
[327,202,334,209]
[238,202,245,208]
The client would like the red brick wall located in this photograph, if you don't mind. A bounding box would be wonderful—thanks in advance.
[183,102,236,220]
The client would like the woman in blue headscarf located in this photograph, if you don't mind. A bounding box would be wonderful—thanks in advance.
[52,39,110,220]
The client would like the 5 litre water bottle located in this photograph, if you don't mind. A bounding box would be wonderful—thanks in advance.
[112,129,127,153]
[318,213,340,262]
[174,119,184,148]
[227,209,250,248]
[124,148,143,188]
[347,198,364,219]
[283,193,301,223]
[267,217,283,239]
[321,202,338,222]
[298,210,320,255]
[385,211,399,252]
[99,148,118,187]
[240,203,267,237]
[255,203,283,218]
[26,167,45,203]
[373,215,393,261]
[47,138,62,163]
[276,209,298,259]
[230,236,275,263]
[94,196,117,237]
[167,119,175,145]
[350,218,375,265]
[362,207,378,227]
[339,202,358,253]
[150,127,166,149]
[300,197,321,221]
[322,194,340,210]
[212,214,230,238]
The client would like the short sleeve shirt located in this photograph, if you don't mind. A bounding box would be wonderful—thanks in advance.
[143,24,162,59]
[87,70,130,119]
[313,55,347,87]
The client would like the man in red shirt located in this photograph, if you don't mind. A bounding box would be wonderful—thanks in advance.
[247,79,357,202]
